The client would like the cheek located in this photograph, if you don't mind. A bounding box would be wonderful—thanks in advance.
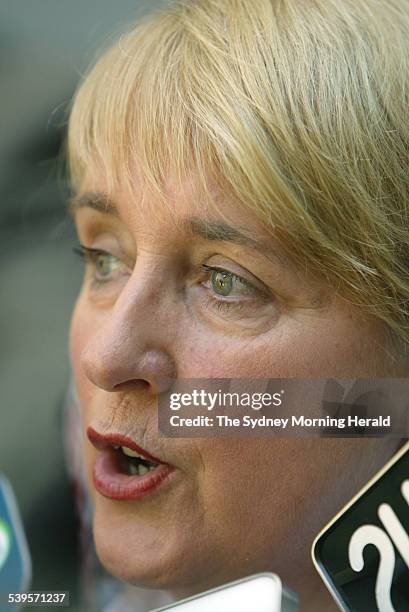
[178,309,382,378]
[69,297,95,410]
[191,440,299,578]
[196,441,279,538]
[69,306,81,379]
[195,439,370,572]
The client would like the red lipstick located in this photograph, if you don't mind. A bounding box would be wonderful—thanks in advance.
[87,426,174,501]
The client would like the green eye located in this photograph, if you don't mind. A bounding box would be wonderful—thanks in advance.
[207,267,252,298]
[211,270,234,296]
[73,245,124,285]
[95,253,116,279]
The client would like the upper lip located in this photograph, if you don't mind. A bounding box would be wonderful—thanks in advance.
[87,426,168,465]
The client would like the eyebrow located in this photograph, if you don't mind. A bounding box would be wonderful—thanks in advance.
[68,192,119,217]
[185,217,289,265]
[69,192,288,264]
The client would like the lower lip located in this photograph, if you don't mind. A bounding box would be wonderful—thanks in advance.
[92,451,174,501]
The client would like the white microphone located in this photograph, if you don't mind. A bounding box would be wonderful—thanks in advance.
[150,573,298,612]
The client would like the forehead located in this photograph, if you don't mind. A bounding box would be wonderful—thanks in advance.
[71,168,293,265]
[76,167,242,221]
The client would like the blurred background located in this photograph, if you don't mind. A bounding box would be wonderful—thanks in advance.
[0,1,163,609]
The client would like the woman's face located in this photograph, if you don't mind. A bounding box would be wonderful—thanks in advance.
[70,171,399,602]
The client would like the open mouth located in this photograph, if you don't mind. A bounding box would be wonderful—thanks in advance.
[87,427,174,501]
[114,445,160,476]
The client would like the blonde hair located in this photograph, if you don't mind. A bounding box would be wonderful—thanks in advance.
[68,0,409,350]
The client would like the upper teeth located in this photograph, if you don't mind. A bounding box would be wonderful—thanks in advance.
[121,446,144,459]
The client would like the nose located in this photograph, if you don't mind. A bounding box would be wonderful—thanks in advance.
[79,278,176,394]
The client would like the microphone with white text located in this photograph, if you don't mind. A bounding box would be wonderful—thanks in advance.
[313,441,409,611]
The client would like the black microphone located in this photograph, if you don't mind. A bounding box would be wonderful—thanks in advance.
[313,440,409,611]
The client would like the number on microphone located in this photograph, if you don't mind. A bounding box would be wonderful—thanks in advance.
[348,480,409,612]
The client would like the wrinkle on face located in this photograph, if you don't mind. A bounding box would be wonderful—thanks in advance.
[70,168,402,601]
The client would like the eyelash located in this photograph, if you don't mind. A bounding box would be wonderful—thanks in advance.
[73,245,108,264]
[73,245,118,287]
[73,245,105,259]
[74,245,266,310]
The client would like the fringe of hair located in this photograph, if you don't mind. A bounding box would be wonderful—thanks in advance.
[67,0,409,351]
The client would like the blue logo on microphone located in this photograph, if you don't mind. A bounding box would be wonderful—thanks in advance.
[0,518,11,571]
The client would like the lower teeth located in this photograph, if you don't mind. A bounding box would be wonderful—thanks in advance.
[128,462,153,476]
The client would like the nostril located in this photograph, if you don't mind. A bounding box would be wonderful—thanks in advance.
[113,379,151,393]
[80,341,176,393]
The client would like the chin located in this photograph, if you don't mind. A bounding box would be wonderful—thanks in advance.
[92,497,215,592]
[95,540,167,588]
[93,511,172,588]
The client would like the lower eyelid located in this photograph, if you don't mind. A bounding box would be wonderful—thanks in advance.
[200,284,266,310]
[212,301,245,313]
[201,293,248,313]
